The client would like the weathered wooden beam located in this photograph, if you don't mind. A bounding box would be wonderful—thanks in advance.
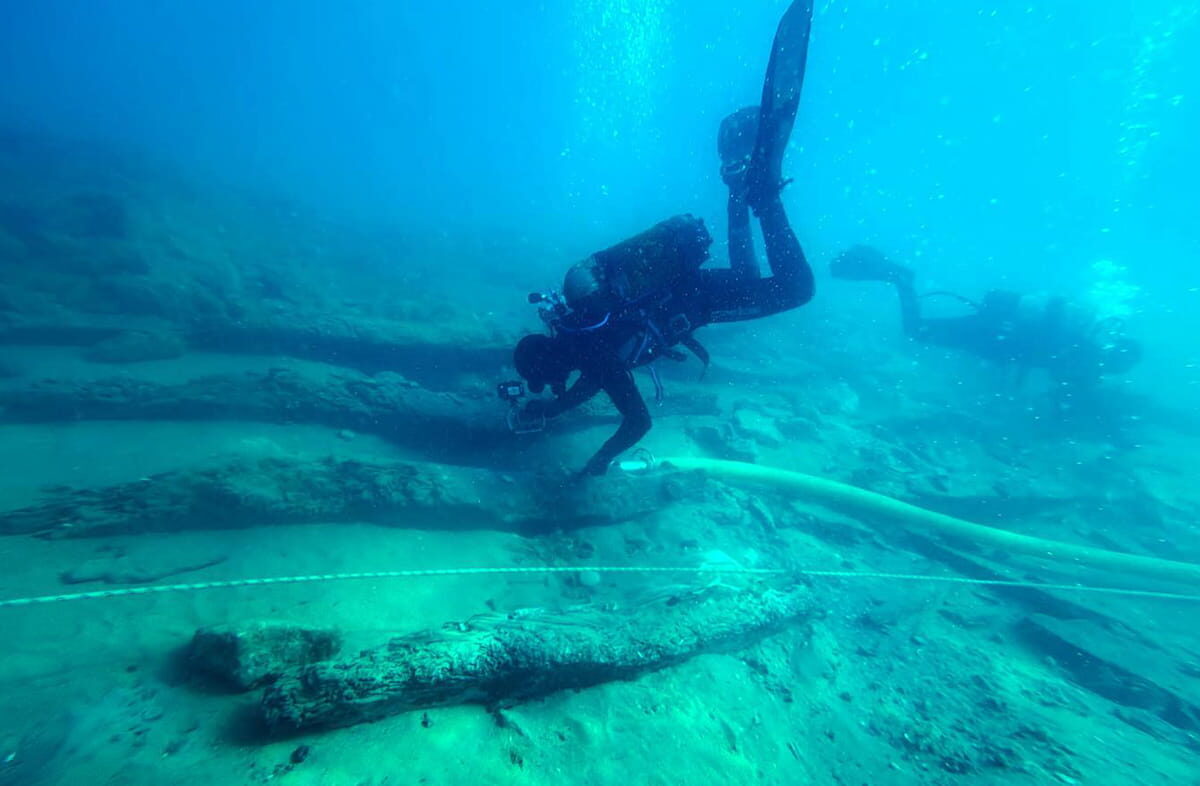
[185,312,513,381]
[260,584,812,731]
[0,368,506,456]
[0,456,668,538]
[0,307,514,382]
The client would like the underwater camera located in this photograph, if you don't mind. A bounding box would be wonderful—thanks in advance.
[497,380,545,434]
[497,380,525,403]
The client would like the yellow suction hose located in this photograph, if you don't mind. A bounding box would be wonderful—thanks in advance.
[651,457,1200,588]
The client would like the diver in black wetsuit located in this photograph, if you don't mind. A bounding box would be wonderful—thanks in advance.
[511,1,816,477]
[830,245,1142,397]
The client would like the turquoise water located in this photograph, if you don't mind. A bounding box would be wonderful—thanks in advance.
[1,2,1198,784]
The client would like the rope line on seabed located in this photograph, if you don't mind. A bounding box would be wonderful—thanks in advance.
[2,565,1199,609]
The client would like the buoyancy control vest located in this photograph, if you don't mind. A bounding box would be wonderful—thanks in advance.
[555,215,714,395]
[563,214,712,318]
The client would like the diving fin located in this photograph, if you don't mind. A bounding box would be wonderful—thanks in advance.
[830,246,913,284]
[745,0,814,211]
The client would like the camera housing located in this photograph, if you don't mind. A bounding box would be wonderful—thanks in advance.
[496,380,525,403]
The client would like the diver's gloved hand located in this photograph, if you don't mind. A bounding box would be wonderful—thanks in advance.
[829,246,913,285]
[521,398,555,420]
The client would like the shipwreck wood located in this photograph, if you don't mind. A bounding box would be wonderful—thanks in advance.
[0,367,474,426]
[0,456,664,538]
[186,312,513,381]
[0,367,717,467]
[260,585,812,731]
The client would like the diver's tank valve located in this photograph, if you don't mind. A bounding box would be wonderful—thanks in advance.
[527,290,569,334]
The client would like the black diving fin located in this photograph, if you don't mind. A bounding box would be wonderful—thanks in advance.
[745,0,814,211]
[830,245,911,283]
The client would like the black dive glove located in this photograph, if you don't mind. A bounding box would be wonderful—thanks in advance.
[521,398,555,419]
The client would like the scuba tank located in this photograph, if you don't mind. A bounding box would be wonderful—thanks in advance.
[562,215,713,318]
[525,215,714,406]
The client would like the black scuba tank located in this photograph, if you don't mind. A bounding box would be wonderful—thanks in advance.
[563,214,713,317]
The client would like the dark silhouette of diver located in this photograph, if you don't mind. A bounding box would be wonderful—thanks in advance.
[830,245,1142,400]
[512,0,816,477]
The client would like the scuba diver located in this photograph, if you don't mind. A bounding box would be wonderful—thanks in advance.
[829,244,1143,399]
[509,0,816,477]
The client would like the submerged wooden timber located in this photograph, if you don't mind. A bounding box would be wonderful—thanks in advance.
[0,455,669,538]
[261,584,812,731]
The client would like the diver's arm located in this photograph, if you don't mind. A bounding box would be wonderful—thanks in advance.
[551,373,603,416]
[525,373,602,419]
[581,371,651,476]
[893,275,924,337]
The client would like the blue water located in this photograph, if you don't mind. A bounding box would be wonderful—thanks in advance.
[1,2,1198,784]
[6,2,1196,392]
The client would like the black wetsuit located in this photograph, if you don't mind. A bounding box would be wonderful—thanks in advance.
[892,280,1108,389]
[534,192,813,474]
[523,0,815,475]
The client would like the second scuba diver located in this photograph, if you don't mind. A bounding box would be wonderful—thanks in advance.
[511,0,817,477]
[829,245,1142,403]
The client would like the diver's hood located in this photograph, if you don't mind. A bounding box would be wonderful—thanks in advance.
[514,334,565,393]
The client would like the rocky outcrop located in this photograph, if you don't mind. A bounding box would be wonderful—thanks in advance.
[1018,614,1200,744]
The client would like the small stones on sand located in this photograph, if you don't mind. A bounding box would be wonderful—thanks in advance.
[688,423,758,463]
[577,570,602,588]
[732,408,786,448]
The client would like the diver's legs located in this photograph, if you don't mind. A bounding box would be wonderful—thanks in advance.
[900,307,987,349]
[727,193,759,280]
[893,276,923,338]
[879,266,964,343]
[701,1,814,320]
[828,246,925,335]
[702,194,813,322]
[888,271,988,347]
[719,107,762,281]
[756,195,812,307]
